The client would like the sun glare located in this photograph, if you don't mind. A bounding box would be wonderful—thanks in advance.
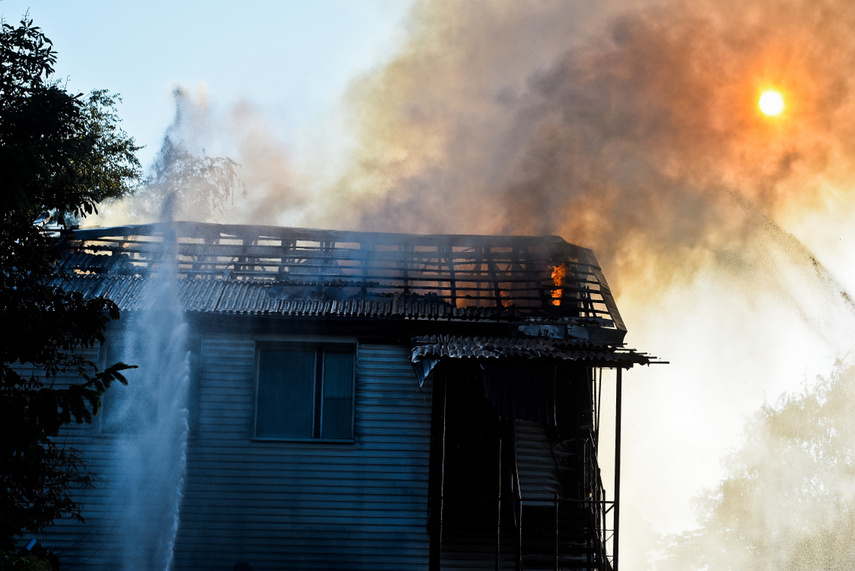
[759,89,785,117]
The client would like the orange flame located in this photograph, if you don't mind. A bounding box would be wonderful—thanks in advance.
[551,263,566,306]
[500,289,510,308]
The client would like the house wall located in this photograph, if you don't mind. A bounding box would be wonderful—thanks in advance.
[23,347,127,568]
[177,338,432,570]
[40,334,433,570]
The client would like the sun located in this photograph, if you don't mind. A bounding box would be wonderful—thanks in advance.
[758,89,785,117]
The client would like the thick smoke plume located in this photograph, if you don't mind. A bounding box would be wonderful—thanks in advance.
[91,0,855,567]
[99,1,855,285]
[322,0,855,294]
[319,1,855,567]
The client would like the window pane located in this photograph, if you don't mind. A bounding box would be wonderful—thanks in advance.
[322,351,354,439]
[257,349,315,438]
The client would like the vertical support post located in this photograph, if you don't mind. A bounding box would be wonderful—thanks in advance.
[429,367,447,571]
[554,494,559,571]
[613,367,623,571]
[496,437,502,571]
[402,242,412,295]
[445,246,457,308]
[517,497,523,571]
[514,423,522,571]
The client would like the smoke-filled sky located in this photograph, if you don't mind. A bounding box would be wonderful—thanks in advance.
[8,0,855,567]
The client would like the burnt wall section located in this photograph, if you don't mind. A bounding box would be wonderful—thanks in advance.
[431,360,614,570]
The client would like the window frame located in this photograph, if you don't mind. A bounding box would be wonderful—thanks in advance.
[252,339,356,443]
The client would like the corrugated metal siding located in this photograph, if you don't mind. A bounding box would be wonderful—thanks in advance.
[515,421,562,503]
[172,341,432,570]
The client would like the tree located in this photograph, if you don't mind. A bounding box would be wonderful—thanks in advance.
[0,17,140,556]
[132,136,243,221]
[657,360,855,570]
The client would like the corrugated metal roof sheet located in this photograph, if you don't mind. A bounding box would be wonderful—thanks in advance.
[58,274,620,325]
[410,334,650,367]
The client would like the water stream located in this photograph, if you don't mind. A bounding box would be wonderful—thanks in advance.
[103,219,189,570]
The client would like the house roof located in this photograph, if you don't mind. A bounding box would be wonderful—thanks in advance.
[58,222,619,319]
[56,222,653,367]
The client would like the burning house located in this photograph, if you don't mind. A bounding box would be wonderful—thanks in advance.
[45,222,651,570]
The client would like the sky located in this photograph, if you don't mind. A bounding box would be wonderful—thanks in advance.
[7,0,855,568]
[1,0,415,168]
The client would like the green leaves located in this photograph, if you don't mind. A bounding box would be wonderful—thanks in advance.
[0,18,56,98]
[0,20,141,224]
[658,362,855,569]
[0,16,141,552]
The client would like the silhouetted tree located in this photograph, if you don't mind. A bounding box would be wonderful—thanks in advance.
[0,16,140,560]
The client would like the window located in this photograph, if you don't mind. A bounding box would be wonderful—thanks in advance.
[255,343,355,440]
